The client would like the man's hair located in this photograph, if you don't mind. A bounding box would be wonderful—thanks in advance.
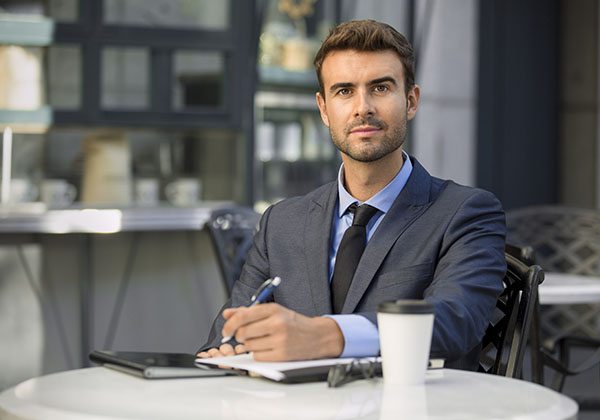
[314,19,415,96]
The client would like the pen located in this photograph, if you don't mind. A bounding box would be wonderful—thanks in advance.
[221,276,281,344]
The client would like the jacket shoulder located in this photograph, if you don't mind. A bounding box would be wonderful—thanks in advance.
[267,181,336,214]
[431,176,502,208]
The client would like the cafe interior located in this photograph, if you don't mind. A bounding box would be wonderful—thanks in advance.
[0,0,599,418]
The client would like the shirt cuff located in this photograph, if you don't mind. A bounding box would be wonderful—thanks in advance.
[326,314,380,358]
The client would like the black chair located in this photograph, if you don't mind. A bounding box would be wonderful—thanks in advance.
[506,206,600,345]
[505,244,547,384]
[206,206,261,294]
[478,249,544,378]
[507,206,600,408]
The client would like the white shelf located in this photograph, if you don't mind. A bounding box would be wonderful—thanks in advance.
[255,91,317,111]
[0,107,53,133]
[258,65,317,88]
[0,14,54,46]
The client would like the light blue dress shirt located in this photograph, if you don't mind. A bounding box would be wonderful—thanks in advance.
[327,153,413,357]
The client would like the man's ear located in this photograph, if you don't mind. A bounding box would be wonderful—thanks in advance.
[316,92,330,127]
[406,84,420,121]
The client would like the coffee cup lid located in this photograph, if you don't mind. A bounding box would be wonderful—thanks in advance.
[378,300,434,314]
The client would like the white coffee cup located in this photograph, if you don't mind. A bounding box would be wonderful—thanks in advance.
[165,178,201,207]
[41,179,76,208]
[134,178,159,206]
[8,178,38,203]
[377,300,434,385]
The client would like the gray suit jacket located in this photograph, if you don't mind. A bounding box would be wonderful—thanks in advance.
[201,157,506,370]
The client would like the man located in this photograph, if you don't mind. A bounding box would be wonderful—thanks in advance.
[198,20,505,370]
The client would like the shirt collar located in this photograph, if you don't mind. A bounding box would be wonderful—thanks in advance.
[337,151,413,217]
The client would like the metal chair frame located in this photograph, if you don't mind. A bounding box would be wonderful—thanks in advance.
[478,249,544,378]
[507,206,600,410]
[205,207,261,294]
[506,205,600,344]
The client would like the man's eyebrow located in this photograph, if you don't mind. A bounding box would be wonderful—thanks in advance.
[369,76,397,86]
[328,77,398,93]
[329,82,354,93]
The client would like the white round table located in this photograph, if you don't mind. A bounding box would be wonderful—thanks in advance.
[0,367,577,420]
[539,272,600,305]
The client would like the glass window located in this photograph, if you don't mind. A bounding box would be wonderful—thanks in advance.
[173,51,225,110]
[101,47,149,110]
[0,0,44,15]
[103,0,230,30]
[48,45,81,109]
[48,0,79,22]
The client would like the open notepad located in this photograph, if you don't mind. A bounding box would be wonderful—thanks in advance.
[195,354,444,383]
[196,354,378,383]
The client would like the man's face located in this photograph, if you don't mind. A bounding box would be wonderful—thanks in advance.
[316,50,420,163]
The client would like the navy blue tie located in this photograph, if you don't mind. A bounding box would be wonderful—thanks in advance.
[331,203,378,313]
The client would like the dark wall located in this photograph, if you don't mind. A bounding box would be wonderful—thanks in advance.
[477,0,560,210]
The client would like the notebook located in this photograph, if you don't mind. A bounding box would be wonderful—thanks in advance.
[89,350,236,379]
[196,353,372,383]
[196,353,444,383]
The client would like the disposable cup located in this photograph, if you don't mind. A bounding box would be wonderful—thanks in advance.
[377,300,434,385]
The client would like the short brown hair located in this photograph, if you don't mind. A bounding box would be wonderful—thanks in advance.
[314,20,415,95]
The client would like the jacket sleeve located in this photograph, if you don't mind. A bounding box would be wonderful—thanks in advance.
[425,189,506,363]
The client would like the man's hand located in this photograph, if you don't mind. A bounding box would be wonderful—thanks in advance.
[196,343,247,358]
[220,303,344,361]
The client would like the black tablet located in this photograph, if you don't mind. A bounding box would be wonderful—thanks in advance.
[89,350,236,379]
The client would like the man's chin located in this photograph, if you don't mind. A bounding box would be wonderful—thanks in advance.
[344,150,389,163]
[344,145,403,163]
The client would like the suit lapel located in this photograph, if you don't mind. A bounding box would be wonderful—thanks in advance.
[342,158,434,313]
[304,182,337,314]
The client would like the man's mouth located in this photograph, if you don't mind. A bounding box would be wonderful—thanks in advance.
[350,126,381,134]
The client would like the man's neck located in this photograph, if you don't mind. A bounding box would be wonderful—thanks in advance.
[342,149,405,202]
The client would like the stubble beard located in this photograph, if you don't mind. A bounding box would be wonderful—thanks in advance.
[330,114,408,163]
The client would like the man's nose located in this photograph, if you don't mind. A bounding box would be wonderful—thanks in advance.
[354,91,375,118]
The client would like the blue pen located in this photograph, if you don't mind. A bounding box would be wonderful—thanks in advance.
[221,276,281,344]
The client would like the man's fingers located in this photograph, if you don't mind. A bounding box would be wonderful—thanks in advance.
[196,344,238,358]
[221,303,280,339]
[242,335,276,354]
[205,348,225,358]
[222,307,239,320]
[238,317,284,354]
[235,317,272,343]
[194,343,247,358]
[196,348,222,358]
[218,344,235,356]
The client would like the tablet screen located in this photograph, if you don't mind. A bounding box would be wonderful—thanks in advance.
[90,350,235,379]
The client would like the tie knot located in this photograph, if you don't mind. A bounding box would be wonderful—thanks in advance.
[349,203,378,227]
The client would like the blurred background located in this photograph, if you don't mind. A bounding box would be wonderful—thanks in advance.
[0,0,598,405]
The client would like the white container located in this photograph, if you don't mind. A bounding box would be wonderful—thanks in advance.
[41,179,76,208]
[165,178,201,207]
[81,131,132,205]
[8,179,38,203]
[0,46,44,110]
[134,178,159,206]
[377,300,434,385]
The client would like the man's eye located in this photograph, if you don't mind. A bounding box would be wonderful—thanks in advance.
[374,85,388,92]
[337,88,351,96]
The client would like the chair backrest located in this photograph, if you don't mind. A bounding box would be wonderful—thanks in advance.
[506,205,600,275]
[506,205,600,341]
[479,250,544,378]
[505,243,536,267]
[206,207,261,294]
